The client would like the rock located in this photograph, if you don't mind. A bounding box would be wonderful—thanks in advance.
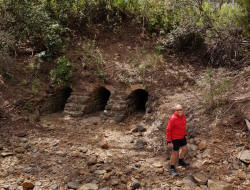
[33,187,42,190]
[132,125,146,133]
[188,144,198,151]
[130,181,140,190]
[134,139,147,150]
[135,163,141,168]
[67,182,80,189]
[79,147,88,153]
[101,143,109,149]
[152,162,163,168]
[50,184,58,190]
[198,140,207,150]
[22,181,35,189]
[99,188,111,190]
[237,169,247,180]
[248,165,250,172]
[191,160,203,168]
[15,147,25,154]
[193,172,208,185]
[94,170,106,175]
[55,151,66,156]
[207,179,233,190]
[87,156,97,165]
[1,152,14,157]
[111,179,119,186]
[35,182,42,186]
[103,173,111,180]
[20,138,28,143]
[199,186,208,190]
[156,168,164,174]
[105,166,113,172]
[182,176,197,187]
[71,151,81,157]
[78,183,98,190]
[15,131,27,137]
[224,176,234,183]
[238,150,250,164]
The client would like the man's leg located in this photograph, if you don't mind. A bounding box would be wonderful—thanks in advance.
[179,145,187,159]
[179,145,189,167]
[169,140,180,177]
[170,151,179,166]
[169,150,179,176]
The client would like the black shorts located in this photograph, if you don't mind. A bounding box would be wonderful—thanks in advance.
[172,138,187,151]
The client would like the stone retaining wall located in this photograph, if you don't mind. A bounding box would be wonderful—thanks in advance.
[64,84,151,122]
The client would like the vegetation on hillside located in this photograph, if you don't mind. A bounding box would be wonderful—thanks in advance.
[0,0,249,86]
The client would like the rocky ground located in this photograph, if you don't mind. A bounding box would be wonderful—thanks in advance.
[0,89,249,190]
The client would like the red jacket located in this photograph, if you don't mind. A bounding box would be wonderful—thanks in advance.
[166,112,186,142]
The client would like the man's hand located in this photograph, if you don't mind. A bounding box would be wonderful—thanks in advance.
[168,142,173,149]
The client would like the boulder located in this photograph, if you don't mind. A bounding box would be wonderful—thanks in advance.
[22,181,35,189]
[238,150,250,164]
[193,172,208,185]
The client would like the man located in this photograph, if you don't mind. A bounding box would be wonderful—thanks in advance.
[166,104,189,176]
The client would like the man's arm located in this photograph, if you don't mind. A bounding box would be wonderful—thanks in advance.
[166,116,174,143]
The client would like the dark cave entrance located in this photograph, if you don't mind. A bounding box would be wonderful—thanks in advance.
[127,89,148,114]
[41,87,72,114]
[87,87,111,114]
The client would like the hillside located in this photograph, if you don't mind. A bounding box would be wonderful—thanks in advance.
[0,1,250,190]
[0,23,250,190]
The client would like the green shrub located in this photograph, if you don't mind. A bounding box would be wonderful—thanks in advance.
[238,0,250,36]
[50,56,73,86]
[0,0,70,57]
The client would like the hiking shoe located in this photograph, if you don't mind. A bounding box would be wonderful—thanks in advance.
[169,168,179,177]
[178,160,189,167]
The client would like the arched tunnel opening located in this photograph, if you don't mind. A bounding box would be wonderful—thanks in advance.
[127,89,148,114]
[86,87,111,114]
[40,87,72,114]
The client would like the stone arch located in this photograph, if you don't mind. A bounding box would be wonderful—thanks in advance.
[126,89,148,114]
[41,87,72,114]
[86,86,111,113]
